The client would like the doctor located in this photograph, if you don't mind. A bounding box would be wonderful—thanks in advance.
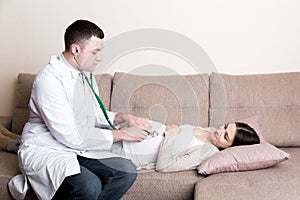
[14,19,151,200]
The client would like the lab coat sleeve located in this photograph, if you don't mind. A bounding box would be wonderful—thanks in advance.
[32,74,113,151]
[95,107,118,128]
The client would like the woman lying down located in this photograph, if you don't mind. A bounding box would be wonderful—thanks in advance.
[112,121,260,172]
[0,120,259,172]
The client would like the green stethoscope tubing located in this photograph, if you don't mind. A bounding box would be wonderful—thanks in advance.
[84,75,118,130]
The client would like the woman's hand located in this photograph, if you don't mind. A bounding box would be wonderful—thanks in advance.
[194,128,210,142]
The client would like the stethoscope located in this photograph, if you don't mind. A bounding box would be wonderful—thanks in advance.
[57,54,118,130]
[58,53,158,137]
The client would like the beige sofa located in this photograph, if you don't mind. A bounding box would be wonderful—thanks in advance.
[0,71,299,200]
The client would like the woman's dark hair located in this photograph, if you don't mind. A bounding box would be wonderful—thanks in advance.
[64,19,104,52]
[232,122,260,147]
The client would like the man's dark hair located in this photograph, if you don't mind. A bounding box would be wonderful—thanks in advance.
[232,122,260,147]
[64,19,104,52]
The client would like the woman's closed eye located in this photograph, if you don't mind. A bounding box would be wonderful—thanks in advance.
[224,132,228,141]
[224,123,228,129]
[224,123,229,140]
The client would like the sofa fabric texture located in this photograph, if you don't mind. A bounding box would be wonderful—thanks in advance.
[111,72,209,127]
[209,72,300,147]
[0,72,299,200]
[11,73,113,134]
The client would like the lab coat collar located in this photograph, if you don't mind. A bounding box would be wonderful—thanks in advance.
[49,55,81,79]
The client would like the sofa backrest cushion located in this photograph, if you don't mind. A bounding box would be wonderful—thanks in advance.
[12,73,112,134]
[12,73,35,134]
[209,72,300,147]
[110,72,210,127]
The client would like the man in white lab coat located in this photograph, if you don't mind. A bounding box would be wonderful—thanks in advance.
[14,19,151,200]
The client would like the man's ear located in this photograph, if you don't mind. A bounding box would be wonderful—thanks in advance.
[70,44,80,55]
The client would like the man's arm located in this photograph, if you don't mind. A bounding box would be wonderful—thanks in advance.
[33,75,114,151]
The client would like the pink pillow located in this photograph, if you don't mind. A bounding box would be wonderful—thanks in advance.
[197,116,290,175]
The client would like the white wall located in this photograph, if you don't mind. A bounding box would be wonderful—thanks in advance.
[0,0,300,116]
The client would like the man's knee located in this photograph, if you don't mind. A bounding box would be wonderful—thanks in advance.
[120,158,138,174]
[100,157,137,183]
[53,166,102,200]
[122,165,137,183]
[77,175,102,200]
[100,157,136,173]
[114,158,137,186]
[78,166,102,199]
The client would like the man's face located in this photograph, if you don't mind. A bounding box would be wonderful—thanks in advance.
[76,36,103,72]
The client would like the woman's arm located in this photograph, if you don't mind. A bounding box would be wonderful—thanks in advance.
[156,125,219,172]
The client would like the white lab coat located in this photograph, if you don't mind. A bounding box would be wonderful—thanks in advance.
[9,56,120,200]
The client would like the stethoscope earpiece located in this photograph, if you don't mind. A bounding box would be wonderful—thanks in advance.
[73,49,79,56]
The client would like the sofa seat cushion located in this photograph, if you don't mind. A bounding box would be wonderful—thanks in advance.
[2,155,204,200]
[0,151,20,200]
[194,148,300,200]
[122,170,204,200]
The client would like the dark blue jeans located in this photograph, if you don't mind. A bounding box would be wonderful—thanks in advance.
[52,156,137,200]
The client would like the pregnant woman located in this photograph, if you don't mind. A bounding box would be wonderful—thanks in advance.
[113,120,260,172]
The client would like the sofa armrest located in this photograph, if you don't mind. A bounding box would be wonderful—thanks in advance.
[0,116,12,131]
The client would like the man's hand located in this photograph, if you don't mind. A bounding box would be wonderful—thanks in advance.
[112,126,148,143]
[115,113,152,132]
[123,126,148,140]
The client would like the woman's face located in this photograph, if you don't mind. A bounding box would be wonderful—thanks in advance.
[212,123,237,149]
